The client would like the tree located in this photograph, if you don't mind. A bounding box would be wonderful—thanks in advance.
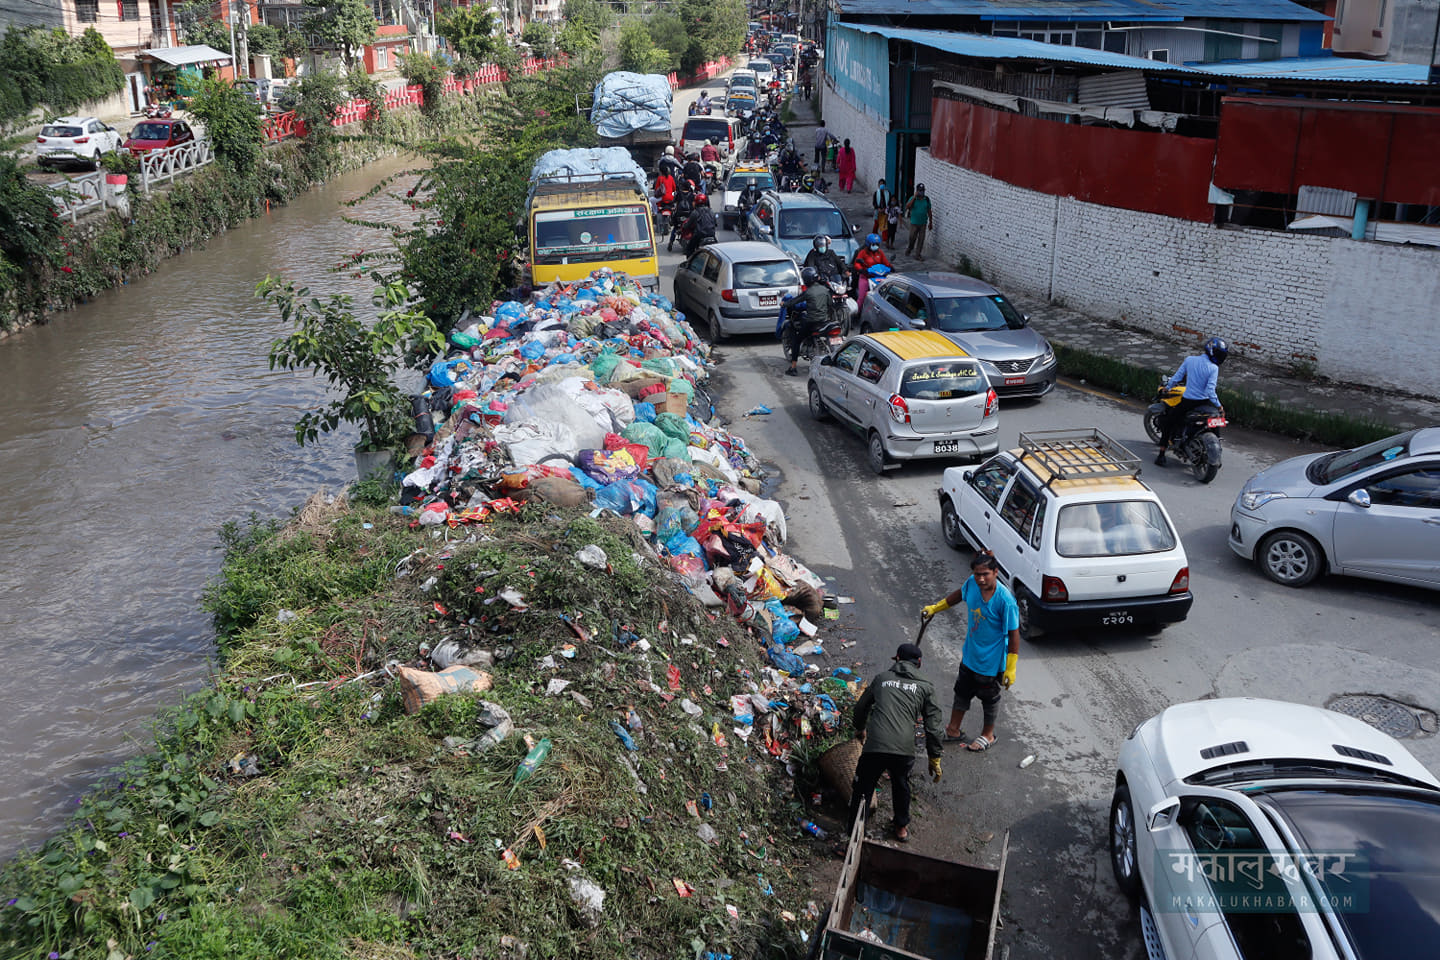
[175,0,233,53]
[303,0,378,67]
[0,154,62,313]
[520,20,557,59]
[618,18,670,74]
[437,5,504,68]
[646,12,686,71]
[187,76,262,173]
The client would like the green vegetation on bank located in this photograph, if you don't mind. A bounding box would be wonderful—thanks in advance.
[0,27,124,130]
[1052,342,1396,447]
[0,498,837,959]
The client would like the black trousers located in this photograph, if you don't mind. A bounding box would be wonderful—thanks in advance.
[1159,397,1207,446]
[849,751,915,830]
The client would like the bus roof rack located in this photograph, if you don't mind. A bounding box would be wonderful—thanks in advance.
[1017,429,1142,489]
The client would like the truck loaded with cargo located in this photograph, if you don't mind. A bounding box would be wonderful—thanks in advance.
[590,71,674,171]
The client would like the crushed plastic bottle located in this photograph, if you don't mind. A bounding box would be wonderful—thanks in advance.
[798,819,828,840]
[513,738,552,784]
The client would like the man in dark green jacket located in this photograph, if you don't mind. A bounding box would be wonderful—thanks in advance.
[848,643,945,842]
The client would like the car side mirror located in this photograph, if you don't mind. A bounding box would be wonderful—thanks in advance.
[1346,488,1371,508]
[759,225,771,236]
[818,355,834,366]
[1022,313,1031,325]
[962,470,974,482]
[1148,797,1181,831]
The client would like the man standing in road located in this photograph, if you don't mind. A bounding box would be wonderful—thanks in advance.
[813,121,829,171]
[903,184,934,260]
[848,643,944,843]
[922,552,1019,753]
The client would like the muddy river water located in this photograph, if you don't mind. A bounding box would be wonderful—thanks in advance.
[0,155,421,857]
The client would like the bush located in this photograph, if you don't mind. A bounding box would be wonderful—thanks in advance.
[398,52,449,117]
[0,27,124,129]
[187,77,264,173]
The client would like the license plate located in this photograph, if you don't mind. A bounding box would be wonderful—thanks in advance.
[1206,416,1228,428]
[1004,376,1025,385]
[1100,611,1134,626]
[933,440,963,454]
[759,294,777,306]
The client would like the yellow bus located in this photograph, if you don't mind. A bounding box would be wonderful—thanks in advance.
[527,176,659,290]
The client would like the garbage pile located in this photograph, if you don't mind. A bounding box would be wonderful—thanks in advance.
[395,269,860,768]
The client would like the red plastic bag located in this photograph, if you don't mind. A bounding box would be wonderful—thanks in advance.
[603,433,650,469]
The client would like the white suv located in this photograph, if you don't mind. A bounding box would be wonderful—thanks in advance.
[36,116,123,170]
[937,429,1192,636]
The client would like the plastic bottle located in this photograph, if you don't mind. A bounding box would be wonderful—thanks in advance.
[799,819,828,840]
[513,738,552,783]
[627,706,643,731]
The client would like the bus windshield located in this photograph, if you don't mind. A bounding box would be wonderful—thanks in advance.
[534,205,652,264]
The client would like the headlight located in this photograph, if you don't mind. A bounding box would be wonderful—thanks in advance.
[1240,490,1287,510]
[1040,346,1055,365]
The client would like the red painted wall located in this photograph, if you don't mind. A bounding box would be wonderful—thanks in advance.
[928,98,1217,222]
[1214,97,1440,206]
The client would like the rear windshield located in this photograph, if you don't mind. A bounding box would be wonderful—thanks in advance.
[727,172,773,194]
[1310,429,1419,485]
[41,125,82,138]
[734,260,798,288]
[930,294,1026,333]
[129,123,172,141]
[1055,501,1177,557]
[748,61,771,72]
[533,205,652,263]
[779,208,847,239]
[898,360,986,400]
[684,119,732,141]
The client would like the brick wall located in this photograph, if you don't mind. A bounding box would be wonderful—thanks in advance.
[817,78,885,193]
[914,147,1440,391]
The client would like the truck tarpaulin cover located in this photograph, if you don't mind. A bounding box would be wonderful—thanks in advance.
[591,71,674,139]
[529,147,650,196]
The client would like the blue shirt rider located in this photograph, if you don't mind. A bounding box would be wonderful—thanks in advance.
[1156,337,1228,466]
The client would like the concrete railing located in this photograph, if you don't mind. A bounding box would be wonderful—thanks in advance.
[49,172,105,223]
[139,140,215,195]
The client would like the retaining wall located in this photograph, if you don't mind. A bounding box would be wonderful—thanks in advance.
[817,77,886,193]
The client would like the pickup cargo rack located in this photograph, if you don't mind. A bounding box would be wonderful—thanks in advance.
[1018,428,1142,490]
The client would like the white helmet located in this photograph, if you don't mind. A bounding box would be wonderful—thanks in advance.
[665,145,675,156]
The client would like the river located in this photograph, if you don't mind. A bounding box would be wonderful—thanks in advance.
[0,155,422,858]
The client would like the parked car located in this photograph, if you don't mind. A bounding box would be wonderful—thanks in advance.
[745,190,858,266]
[858,272,1056,398]
[1228,426,1440,590]
[721,164,773,229]
[35,116,123,170]
[678,115,743,158]
[672,241,800,342]
[1112,697,1440,960]
[808,329,999,475]
[938,429,1192,637]
[122,118,197,155]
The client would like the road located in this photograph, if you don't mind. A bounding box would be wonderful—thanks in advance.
[662,80,1440,959]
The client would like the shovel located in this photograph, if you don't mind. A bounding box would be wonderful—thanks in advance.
[915,611,934,647]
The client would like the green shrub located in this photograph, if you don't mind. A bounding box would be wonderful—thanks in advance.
[0,27,124,129]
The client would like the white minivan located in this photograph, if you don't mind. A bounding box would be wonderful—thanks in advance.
[938,429,1192,636]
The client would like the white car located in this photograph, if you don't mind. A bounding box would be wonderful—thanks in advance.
[36,115,123,169]
[938,429,1192,637]
[1112,697,1440,960]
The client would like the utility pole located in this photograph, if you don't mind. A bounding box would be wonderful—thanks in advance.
[236,0,250,78]
[157,0,171,46]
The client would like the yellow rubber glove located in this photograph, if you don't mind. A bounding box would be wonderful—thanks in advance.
[922,598,950,618]
[928,757,942,783]
[1001,653,1018,688]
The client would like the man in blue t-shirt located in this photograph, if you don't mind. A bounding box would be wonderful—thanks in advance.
[1155,336,1228,467]
[922,553,1020,752]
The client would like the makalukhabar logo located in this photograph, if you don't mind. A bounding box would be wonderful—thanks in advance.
[1157,850,1370,913]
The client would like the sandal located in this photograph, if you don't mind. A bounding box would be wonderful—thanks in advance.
[967,735,997,752]
[942,731,969,744]
[894,825,909,843]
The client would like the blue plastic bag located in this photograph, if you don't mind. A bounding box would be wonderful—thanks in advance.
[519,340,545,361]
[495,301,526,321]
[632,401,656,423]
[427,357,472,388]
[766,644,806,675]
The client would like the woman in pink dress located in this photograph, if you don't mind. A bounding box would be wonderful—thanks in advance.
[836,139,857,193]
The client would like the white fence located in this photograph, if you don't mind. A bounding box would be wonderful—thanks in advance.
[49,173,105,223]
[139,140,215,195]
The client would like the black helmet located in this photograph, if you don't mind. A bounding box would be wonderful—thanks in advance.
[1204,336,1229,365]
[801,266,819,285]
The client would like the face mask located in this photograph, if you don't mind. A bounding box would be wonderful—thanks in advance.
[869,244,879,251]
[817,242,828,251]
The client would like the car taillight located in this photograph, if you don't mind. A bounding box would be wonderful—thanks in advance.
[35,136,45,143]
[887,393,910,424]
[1169,567,1190,594]
[74,136,89,144]
[1041,575,1068,602]
[721,289,737,302]
[983,387,998,418]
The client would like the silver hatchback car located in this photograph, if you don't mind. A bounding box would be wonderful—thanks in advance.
[857,272,1056,398]
[672,241,800,342]
[807,329,999,474]
[1229,427,1440,590]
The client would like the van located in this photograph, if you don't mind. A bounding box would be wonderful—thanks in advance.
[679,115,743,157]
[526,149,659,290]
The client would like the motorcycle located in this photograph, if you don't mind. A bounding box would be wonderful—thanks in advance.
[672,217,717,255]
[821,275,858,337]
[776,296,844,361]
[701,160,723,196]
[1144,384,1226,483]
[144,102,173,119]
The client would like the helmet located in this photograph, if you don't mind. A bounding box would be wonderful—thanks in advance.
[1204,336,1229,365]
[708,137,717,145]
[801,266,819,285]
[865,232,882,246]
[694,192,708,204]
[664,146,675,156]
[812,236,829,251]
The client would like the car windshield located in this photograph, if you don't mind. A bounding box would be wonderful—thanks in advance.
[897,359,985,400]
[779,208,846,239]
[1055,500,1176,557]
[684,119,731,141]
[533,206,652,263]
[734,260,799,288]
[130,123,172,141]
[727,173,772,194]
[929,294,1025,332]
[41,125,83,138]
[1310,430,1419,485]
[728,96,756,109]
[1257,789,1440,960]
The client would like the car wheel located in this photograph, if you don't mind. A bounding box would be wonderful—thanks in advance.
[866,431,888,475]
[1014,585,1044,639]
[1110,783,1141,902]
[90,149,101,170]
[807,382,828,421]
[707,310,727,344]
[1258,530,1323,588]
[940,497,967,550]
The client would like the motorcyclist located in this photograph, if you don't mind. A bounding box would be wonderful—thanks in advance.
[803,235,845,284]
[700,137,721,163]
[851,233,891,309]
[1155,336,1228,467]
[657,144,681,180]
[681,192,717,256]
[695,90,712,115]
[778,141,804,181]
[653,168,677,205]
[681,153,704,192]
[783,266,832,376]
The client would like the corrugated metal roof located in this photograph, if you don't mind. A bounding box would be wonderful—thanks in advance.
[835,0,1328,22]
[840,23,1201,72]
[1193,56,1431,83]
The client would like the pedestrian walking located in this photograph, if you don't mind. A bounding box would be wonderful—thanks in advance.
[921,552,1019,753]
[871,178,892,231]
[884,197,901,249]
[825,136,838,173]
[813,122,829,170]
[903,184,934,260]
[836,138,857,193]
[846,643,944,844]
